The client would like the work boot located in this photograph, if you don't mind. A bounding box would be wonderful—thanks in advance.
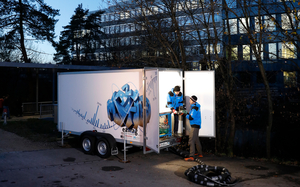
[184,157,194,161]
[194,153,203,157]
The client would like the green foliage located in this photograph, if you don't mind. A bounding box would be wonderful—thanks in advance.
[0,0,59,63]
[53,4,104,65]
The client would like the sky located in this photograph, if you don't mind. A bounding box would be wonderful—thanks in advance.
[39,0,108,63]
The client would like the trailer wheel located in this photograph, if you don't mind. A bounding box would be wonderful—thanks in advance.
[96,138,111,158]
[81,135,95,154]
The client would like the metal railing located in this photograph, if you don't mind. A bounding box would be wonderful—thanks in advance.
[22,101,57,115]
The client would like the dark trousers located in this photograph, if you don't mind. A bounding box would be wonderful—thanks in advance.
[174,114,178,133]
[189,127,202,157]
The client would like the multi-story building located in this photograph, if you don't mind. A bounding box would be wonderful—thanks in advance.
[94,0,223,69]
[223,0,299,95]
[76,0,298,97]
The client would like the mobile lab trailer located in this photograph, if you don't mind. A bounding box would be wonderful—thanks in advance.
[57,68,215,158]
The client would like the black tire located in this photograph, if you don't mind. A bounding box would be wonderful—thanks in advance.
[81,135,95,154]
[95,138,111,158]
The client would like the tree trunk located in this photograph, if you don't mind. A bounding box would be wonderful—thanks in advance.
[256,61,273,159]
[19,0,29,63]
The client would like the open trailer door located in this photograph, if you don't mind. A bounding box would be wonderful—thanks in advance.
[184,71,215,137]
[143,69,160,154]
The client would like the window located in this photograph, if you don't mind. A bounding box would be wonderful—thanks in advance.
[191,0,198,9]
[280,42,297,59]
[243,45,251,60]
[135,9,141,16]
[110,14,114,21]
[120,12,125,20]
[214,13,221,22]
[200,29,206,38]
[206,44,221,54]
[252,44,263,60]
[269,43,277,59]
[131,51,136,59]
[125,24,130,32]
[114,13,119,20]
[185,46,192,55]
[131,36,135,45]
[191,45,200,55]
[125,11,130,19]
[204,13,213,23]
[141,22,147,30]
[177,16,185,26]
[110,38,114,47]
[226,45,238,60]
[254,16,262,32]
[239,18,249,34]
[177,3,184,11]
[283,71,297,88]
[153,6,158,14]
[100,52,105,61]
[102,14,107,22]
[129,23,135,32]
[142,51,147,57]
[190,30,198,39]
[120,38,125,46]
[120,24,125,33]
[264,15,276,31]
[136,37,141,45]
[125,37,130,45]
[226,19,237,34]
[109,26,114,34]
[282,13,293,30]
[186,17,192,25]
[115,25,120,33]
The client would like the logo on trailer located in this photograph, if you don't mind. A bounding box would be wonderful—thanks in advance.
[107,83,151,130]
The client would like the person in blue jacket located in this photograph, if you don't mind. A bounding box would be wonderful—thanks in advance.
[167,86,183,136]
[184,95,203,161]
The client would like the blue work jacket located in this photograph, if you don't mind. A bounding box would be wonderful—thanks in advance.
[167,88,183,111]
[186,102,201,128]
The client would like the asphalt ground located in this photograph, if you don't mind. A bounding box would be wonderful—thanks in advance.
[0,116,300,187]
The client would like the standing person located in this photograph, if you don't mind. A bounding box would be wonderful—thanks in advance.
[167,85,183,136]
[2,95,11,119]
[184,95,203,161]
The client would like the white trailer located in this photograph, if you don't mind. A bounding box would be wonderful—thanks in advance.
[57,68,215,158]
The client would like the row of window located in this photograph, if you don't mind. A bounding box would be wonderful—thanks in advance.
[101,14,221,35]
[77,46,221,62]
[81,50,163,61]
[226,12,300,34]
[185,44,221,55]
[101,36,142,48]
[229,42,297,61]
[102,0,213,22]
[225,0,295,9]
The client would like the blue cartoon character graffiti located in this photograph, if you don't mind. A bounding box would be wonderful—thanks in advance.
[107,84,151,130]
